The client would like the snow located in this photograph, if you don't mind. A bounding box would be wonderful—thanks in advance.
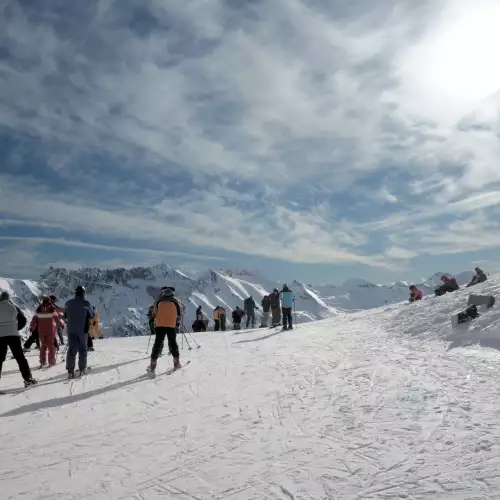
[2,275,500,499]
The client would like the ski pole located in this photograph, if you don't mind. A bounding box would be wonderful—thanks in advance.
[146,327,153,355]
[182,331,192,350]
[187,331,201,349]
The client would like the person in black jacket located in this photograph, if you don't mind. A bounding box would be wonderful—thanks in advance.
[232,307,245,330]
[260,294,271,327]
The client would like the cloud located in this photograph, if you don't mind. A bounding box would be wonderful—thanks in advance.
[1,0,500,276]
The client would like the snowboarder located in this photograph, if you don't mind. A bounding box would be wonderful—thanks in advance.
[219,306,227,331]
[50,295,65,345]
[65,285,95,379]
[148,287,182,374]
[435,275,460,296]
[0,291,37,388]
[243,296,258,328]
[261,294,271,327]
[408,285,423,302]
[270,289,281,327]
[280,284,295,331]
[231,306,245,330]
[213,306,221,331]
[30,296,65,368]
[466,267,487,287]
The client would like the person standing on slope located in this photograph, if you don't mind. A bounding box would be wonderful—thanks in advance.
[231,306,245,330]
[0,291,37,387]
[213,306,221,331]
[50,295,65,345]
[193,305,207,332]
[243,295,259,328]
[65,285,95,379]
[261,294,271,327]
[280,284,295,331]
[270,289,281,327]
[89,309,104,340]
[30,296,65,368]
[148,287,182,374]
[219,306,227,331]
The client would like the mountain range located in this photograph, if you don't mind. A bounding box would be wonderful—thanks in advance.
[0,265,476,337]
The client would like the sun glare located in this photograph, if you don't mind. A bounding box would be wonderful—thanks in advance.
[425,6,500,103]
[399,2,500,118]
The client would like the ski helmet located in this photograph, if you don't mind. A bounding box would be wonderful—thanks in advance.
[75,285,86,296]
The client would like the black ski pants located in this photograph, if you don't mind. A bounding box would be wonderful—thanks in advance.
[66,334,88,373]
[214,319,220,331]
[87,334,93,350]
[220,315,226,331]
[152,327,178,360]
[0,336,32,381]
[24,329,40,349]
[282,307,293,329]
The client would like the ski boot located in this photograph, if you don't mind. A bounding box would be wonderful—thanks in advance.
[39,363,47,369]
[24,378,38,388]
[146,359,157,377]
[23,347,31,353]
[173,358,181,371]
[88,346,95,352]
[68,370,75,379]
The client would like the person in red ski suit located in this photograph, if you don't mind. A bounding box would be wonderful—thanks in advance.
[30,296,65,367]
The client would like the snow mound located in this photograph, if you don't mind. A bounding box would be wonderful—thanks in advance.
[2,275,500,498]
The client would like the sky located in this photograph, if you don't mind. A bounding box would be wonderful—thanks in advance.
[1,0,500,285]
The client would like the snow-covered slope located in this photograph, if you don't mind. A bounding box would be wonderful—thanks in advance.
[0,265,478,336]
[1,275,500,499]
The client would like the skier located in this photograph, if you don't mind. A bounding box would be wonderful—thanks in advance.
[243,295,258,328]
[408,285,423,302]
[219,306,227,331]
[280,284,295,331]
[0,291,37,387]
[261,294,271,327]
[50,295,65,345]
[147,304,155,336]
[89,309,104,340]
[466,267,487,287]
[213,306,221,331]
[270,289,281,327]
[30,296,65,368]
[148,287,182,374]
[231,306,245,330]
[65,285,95,379]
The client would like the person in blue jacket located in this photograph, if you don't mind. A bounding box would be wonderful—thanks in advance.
[279,284,295,330]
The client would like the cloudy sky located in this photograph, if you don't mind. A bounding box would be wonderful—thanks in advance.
[1,0,500,284]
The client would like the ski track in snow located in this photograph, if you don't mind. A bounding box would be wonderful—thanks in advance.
[2,279,500,499]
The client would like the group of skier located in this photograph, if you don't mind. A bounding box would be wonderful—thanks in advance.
[0,285,99,387]
[188,284,296,332]
[408,267,488,302]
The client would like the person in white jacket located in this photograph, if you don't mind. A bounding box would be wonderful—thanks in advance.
[0,291,37,387]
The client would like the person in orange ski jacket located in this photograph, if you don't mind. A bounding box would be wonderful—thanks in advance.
[30,296,65,368]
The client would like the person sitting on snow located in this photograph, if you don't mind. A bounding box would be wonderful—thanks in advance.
[466,267,487,287]
[408,285,423,302]
[435,275,460,296]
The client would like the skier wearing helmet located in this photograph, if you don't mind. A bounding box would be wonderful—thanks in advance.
[64,285,95,379]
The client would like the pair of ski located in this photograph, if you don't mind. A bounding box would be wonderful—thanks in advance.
[146,360,191,379]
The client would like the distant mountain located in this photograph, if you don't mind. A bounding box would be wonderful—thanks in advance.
[0,266,477,337]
